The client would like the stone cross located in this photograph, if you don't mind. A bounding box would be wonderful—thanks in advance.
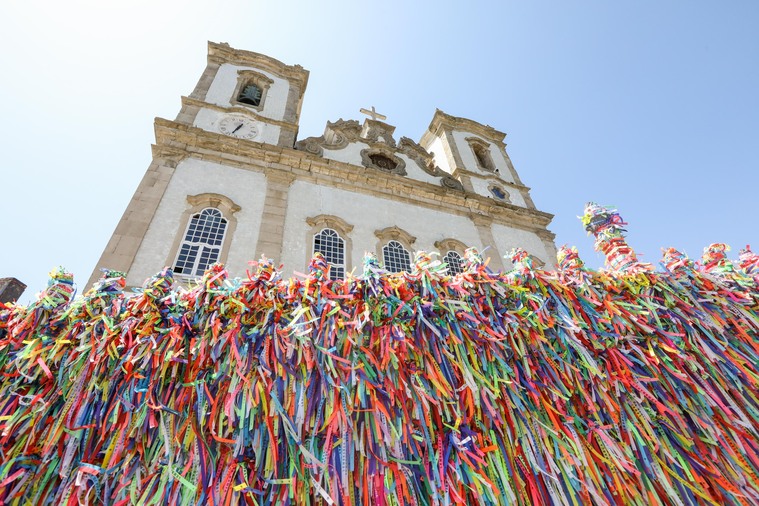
[359,106,387,122]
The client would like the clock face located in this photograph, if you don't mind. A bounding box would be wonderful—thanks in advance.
[218,115,260,140]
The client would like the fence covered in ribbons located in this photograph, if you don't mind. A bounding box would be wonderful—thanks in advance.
[0,209,758,505]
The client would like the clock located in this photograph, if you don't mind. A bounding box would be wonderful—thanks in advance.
[218,115,260,140]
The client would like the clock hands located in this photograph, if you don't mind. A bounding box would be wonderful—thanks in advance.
[231,122,244,134]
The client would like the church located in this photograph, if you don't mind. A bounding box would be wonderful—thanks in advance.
[88,42,557,288]
[4,41,759,506]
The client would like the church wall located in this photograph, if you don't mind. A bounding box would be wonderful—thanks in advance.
[451,131,515,183]
[398,154,441,185]
[468,178,527,207]
[425,136,453,175]
[204,64,290,120]
[491,223,552,266]
[127,159,267,286]
[320,143,367,166]
[320,144,441,186]
[193,108,281,145]
[280,181,484,274]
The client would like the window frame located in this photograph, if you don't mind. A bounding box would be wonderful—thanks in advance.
[306,215,354,278]
[360,148,407,176]
[312,228,347,279]
[466,137,497,172]
[382,240,413,273]
[488,183,512,203]
[231,70,274,112]
[173,208,227,276]
[435,238,469,275]
[166,194,241,280]
[375,226,416,273]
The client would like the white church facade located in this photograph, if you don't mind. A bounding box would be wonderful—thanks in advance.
[88,42,557,289]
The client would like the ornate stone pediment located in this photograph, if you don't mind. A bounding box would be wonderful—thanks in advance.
[294,136,325,156]
[295,117,467,193]
[325,119,361,146]
[294,118,363,154]
[361,119,396,147]
[399,137,442,177]
[375,226,416,246]
[360,148,406,176]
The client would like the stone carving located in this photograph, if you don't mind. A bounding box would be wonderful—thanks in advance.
[434,238,468,253]
[399,137,442,177]
[360,149,406,176]
[326,119,361,145]
[294,138,324,156]
[375,226,416,246]
[362,123,396,147]
[440,175,464,191]
[295,119,363,154]
[488,184,511,202]
[296,120,470,194]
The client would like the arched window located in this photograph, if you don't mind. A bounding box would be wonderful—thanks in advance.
[473,144,495,171]
[232,70,273,110]
[174,208,228,276]
[467,137,496,172]
[382,240,412,273]
[238,83,262,106]
[444,250,465,275]
[313,228,345,279]
[435,238,468,275]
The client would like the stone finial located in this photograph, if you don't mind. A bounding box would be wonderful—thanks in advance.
[580,202,652,273]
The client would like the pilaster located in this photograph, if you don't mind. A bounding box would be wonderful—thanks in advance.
[471,214,505,271]
[254,170,296,262]
[86,151,181,289]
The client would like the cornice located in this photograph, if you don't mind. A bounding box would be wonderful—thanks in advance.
[451,167,531,192]
[180,96,298,131]
[207,42,309,92]
[151,118,555,235]
[421,109,507,146]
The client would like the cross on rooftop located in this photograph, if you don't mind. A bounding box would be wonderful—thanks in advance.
[359,106,387,122]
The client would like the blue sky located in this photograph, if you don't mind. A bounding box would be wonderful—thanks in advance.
[1,1,757,302]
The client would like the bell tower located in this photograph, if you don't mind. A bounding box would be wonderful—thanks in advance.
[175,42,309,147]
[87,43,309,289]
